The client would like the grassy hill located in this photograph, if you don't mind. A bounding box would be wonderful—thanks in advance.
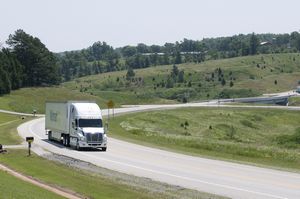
[0,53,299,113]
[64,53,300,104]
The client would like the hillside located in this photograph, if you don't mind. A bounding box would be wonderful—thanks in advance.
[0,53,299,113]
[63,53,300,104]
[0,87,107,113]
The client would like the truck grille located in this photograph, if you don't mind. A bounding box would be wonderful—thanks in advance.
[86,133,103,143]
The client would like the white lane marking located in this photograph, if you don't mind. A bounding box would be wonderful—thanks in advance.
[110,138,300,180]
[81,153,288,199]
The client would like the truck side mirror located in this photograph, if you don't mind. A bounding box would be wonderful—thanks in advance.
[72,122,77,130]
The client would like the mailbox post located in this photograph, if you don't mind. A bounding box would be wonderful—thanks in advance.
[26,137,34,156]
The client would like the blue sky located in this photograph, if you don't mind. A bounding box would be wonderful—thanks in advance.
[1,0,299,52]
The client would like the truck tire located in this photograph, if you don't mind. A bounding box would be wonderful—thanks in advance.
[48,131,52,141]
[76,140,81,151]
[66,135,70,147]
[102,147,107,152]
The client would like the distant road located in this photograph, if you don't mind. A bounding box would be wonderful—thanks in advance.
[15,99,300,199]
[0,109,43,117]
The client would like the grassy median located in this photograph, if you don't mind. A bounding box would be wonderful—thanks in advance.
[108,107,300,171]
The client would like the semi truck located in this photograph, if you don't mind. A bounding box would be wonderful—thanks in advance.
[45,101,107,151]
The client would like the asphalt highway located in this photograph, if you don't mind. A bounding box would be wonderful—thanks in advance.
[17,102,300,199]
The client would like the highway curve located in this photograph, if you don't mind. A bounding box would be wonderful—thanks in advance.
[16,103,300,199]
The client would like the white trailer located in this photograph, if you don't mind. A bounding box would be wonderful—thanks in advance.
[45,101,107,151]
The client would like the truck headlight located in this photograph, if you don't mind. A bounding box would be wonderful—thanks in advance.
[80,136,85,141]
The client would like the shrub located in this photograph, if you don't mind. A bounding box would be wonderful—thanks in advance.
[275,128,300,148]
[184,121,189,126]
[240,120,256,129]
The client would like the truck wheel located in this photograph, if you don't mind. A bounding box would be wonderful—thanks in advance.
[76,141,81,151]
[66,135,70,147]
[48,131,52,141]
[102,147,107,152]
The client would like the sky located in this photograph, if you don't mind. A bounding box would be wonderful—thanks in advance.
[1,0,299,52]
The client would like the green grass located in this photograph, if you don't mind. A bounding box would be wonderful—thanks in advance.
[0,112,32,145]
[0,170,64,199]
[0,87,107,113]
[0,150,157,199]
[108,107,300,171]
[289,96,300,106]
[0,150,224,199]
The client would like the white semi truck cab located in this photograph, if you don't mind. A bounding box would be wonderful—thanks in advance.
[45,101,107,151]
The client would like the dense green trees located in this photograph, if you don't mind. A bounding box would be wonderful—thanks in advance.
[290,31,300,51]
[7,29,60,86]
[249,33,259,55]
[57,31,300,82]
[0,48,23,94]
[0,29,60,95]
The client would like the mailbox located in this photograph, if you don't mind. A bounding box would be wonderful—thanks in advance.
[26,137,34,143]
[26,137,34,156]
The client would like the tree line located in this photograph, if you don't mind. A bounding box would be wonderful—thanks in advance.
[1,29,300,95]
[57,31,300,81]
[0,29,59,95]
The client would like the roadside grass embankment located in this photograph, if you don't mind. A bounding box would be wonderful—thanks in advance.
[0,150,226,199]
[0,169,64,199]
[289,96,300,106]
[108,107,300,171]
[0,112,32,145]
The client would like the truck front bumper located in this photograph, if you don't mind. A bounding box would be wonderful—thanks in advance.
[78,141,107,149]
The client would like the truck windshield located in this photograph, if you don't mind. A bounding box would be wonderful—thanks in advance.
[79,119,102,128]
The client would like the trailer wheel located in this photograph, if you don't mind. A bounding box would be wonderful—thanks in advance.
[102,147,107,152]
[62,135,66,146]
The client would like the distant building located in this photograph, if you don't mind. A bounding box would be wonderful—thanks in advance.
[142,53,165,56]
[260,41,272,46]
[141,51,204,56]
